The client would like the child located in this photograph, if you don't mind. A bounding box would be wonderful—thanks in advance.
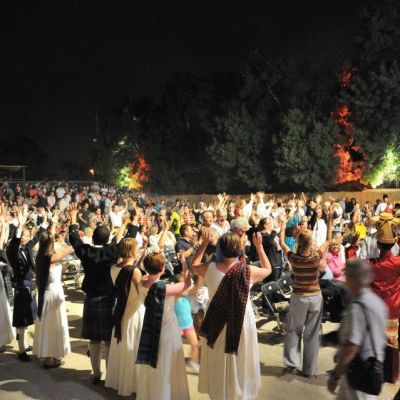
[174,269,201,374]
[190,275,209,337]
[136,252,191,400]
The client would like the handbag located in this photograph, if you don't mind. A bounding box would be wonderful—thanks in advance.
[346,301,383,395]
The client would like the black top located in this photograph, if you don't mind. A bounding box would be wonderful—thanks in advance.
[261,231,282,267]
[7,227,45,284]
[69,224,117,296]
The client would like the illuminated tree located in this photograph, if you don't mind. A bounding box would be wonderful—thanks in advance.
[342,0,400,185]
[273,108,340,192]
[207,104,267,192]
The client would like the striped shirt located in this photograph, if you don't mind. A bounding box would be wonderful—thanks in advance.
[288,251,321,296]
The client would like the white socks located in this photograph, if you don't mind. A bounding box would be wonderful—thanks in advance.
[16,328,27,353]
[103,344,110,368]
[88,342,101,378]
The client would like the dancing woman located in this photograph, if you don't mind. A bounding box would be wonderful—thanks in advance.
[33,211,73,368]
[192,230,272,400]
[279,213,331,377]
[135,252,191,400]
[105,237,145,396]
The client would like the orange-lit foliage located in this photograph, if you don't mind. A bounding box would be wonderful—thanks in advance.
[128,155,151,190]
[333,64,363,184]
[338,64,357,88]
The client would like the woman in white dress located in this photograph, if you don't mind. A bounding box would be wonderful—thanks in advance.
[33,212,73,368]
[0,209,14,351]
[0,266,14,350]
[192,231,272,400]
[136,252,191,400]
[105,238,145,396]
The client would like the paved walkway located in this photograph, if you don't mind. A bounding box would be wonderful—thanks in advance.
[0,286,398,399]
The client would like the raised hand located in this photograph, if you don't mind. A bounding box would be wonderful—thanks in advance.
[279,214,289,225]
[17,208,27,227]
[201,227,211,243]
[68,203,78,224]
[252,232,263,248]
[22,203,29,217]
[162,218,170,231]
[51,209,60,224]
[122,214,131,225]
[178,250,188,272]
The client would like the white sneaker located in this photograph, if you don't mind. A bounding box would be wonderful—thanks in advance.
[187,361,200,374]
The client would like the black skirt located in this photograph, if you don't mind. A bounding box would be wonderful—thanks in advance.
[13,286,37,327]
[82,294,116,341]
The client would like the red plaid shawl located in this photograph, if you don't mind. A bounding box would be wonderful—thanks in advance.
[200,258,250,354]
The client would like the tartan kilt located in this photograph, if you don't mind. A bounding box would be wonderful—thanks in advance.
[82,294,116,341]
[13,286,37,327]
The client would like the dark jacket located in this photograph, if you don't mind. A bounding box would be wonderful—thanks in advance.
[261,231,283,267]
[69,223,137,296]
[69,224,117,297]
[6,227,45,284]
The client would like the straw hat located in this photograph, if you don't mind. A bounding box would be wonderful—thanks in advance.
[371,212,400,244]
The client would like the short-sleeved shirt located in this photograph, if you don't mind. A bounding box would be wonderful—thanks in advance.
[79,208,90,229]
[339,288,387,362]
[288,251,321,296]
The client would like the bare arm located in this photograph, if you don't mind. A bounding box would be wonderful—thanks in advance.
[191,230,210,277]
[131,266,142,290]
[51,245,73,264]
[250,232,272,282]
[166,254,191,295]
[351,208,360,224]
[318,214,333,255]
[242,193,255,219]
[116,215,130,243]
[279,217,291,256]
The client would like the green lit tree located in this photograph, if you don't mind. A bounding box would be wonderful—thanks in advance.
[343,0,400,184]
[273,108,340,192]
[207,104,267,192]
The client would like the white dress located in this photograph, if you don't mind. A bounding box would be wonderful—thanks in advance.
[105,266,145,396]
[136,283,190,400]
[198,263,261,400]
[0,270,15,347]
[33,263,70,358]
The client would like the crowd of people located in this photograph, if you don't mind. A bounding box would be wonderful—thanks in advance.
[0,180,399,400]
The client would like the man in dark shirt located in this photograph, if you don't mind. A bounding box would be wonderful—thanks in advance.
[78,202,90,230]
[176,224,197,267]
[69,203,129,383]
[6,205,47,361]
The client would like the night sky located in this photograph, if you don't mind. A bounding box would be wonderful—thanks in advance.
[1,0,367,170]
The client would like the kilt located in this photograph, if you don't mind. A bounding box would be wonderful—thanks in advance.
[13,285,37,327]
[82,294,116,342]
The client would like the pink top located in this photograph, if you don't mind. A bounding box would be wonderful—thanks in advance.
[325,251,345,280]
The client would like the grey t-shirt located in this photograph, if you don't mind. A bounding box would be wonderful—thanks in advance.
[339,288,387,362]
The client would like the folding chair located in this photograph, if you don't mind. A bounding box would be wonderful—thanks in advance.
[277,273,293,300]
[261,281,288,333]
[250,281,263,317]
[249,261,263,317]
